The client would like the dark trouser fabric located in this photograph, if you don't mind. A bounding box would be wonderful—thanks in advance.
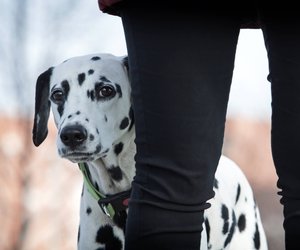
[260,10,300,249]
[121,7,300,250]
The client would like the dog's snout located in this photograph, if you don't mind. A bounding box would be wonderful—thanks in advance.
[60,125,87,147]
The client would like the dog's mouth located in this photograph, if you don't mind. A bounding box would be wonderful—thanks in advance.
[63,152,96,162]
[59,145,108,163]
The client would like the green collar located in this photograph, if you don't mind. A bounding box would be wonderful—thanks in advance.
[78,162,116,218]
[78,162,131,220]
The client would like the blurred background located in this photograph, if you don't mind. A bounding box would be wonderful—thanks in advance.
[0,1,283,249]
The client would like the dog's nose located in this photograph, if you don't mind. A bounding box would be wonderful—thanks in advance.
[60,125,87,147]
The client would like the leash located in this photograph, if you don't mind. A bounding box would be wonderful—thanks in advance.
[78,162,131,220]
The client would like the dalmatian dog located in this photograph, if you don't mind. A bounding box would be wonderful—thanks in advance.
[32,53,268,250]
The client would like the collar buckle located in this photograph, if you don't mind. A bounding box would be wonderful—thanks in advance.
[99,203,112,218]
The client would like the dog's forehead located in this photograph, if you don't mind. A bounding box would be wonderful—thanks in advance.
[50,54,127,88]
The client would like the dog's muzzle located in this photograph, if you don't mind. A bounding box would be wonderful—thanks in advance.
[59,124,104,162]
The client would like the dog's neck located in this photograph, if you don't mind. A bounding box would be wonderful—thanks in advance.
[84,128,136,197]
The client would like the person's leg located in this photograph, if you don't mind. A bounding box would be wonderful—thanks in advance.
[260,9,300,249]
[121,8,240,250]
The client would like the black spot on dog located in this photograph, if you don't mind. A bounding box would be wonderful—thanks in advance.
[86,207,92,215]
[120,117,129,130]
[57,105,64,117]
[224,211,236,248]
[95,224,122,249]
[108,166,123,182]
[91,56,101,61]
[254,223,261,249]
[95,145,102,154]
[96,128,100,134]
[235,183,241,204]
[213,178,219,189]
[87,90,95,101]
[56,80,70,117]
[85,118,89,122]
[76,111,80,115]
[238,214,246,232]
[205,218,211,244]
[89,134,95,141]
[104,115,108,122]
[100,75,110,82]
[88,69,94,75]
[68,114,72,119]
[254,200,258,219]
[221,204,229,234]
[78,73,86,86]
[115,84,122,98]
[61,80,70,100]
[114,142,124,156]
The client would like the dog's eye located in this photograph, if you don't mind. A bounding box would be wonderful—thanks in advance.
[51,89,64,103]
[99,86,115,98]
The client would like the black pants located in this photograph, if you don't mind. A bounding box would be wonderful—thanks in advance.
[121,7,300,250]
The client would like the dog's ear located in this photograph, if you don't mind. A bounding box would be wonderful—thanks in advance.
[122,56,129,72]
[32,67,53,147]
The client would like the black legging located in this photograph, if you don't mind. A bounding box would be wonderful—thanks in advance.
[121,7,300,250]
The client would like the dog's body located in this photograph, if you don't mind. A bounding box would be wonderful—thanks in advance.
[33,53,268,250]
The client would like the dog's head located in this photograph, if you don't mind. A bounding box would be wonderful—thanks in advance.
[33,54,133,162]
